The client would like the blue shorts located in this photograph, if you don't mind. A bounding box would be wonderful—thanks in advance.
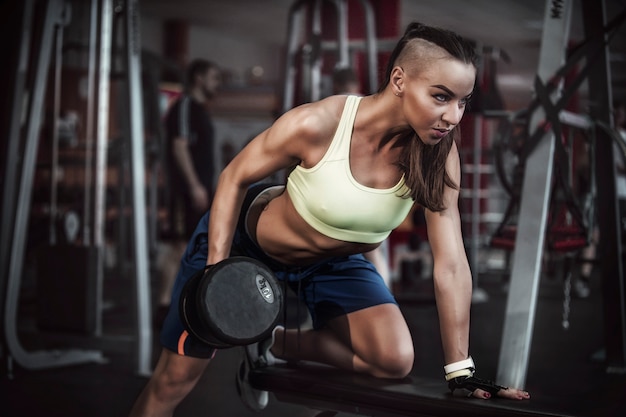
[160,183,397,358]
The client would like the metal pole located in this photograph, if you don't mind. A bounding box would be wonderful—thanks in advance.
[4,0,104,370]
[471,113,488,303]
[48,5,71,246]
[309,0,323,102]
[330,0,348,69]
[496,0,572,388]
[93,0,114,337]
[1,0,34,314]
[123,0,153,376]
[282,0,307,113]
[0,0,34,373]
[356,0,378,93]
[82,0,99,246]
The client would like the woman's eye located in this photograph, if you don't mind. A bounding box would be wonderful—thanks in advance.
[434,94,448,102]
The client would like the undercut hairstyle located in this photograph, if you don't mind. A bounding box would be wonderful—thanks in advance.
[185,59,219,91]
[379,22,478,211]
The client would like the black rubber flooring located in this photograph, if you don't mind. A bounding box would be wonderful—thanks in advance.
[2,268,626,417]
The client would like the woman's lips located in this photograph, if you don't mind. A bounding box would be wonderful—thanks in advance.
[432,128,450,139]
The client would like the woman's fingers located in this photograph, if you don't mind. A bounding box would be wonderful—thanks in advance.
[472,387,531,400]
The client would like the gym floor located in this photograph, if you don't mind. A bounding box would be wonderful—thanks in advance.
[2,265,626,417]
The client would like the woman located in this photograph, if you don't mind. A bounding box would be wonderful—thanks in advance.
[129,22,530,417]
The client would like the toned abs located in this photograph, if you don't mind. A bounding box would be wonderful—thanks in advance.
[254,191,379,265]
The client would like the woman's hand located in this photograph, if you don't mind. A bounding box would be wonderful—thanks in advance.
[472,386,531,400]
[445,358,530,400]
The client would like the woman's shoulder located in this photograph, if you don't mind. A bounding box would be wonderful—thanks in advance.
[291,95,348,121]
[278,95,349,140]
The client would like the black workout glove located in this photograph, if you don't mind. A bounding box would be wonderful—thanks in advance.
[443,357,508,396]
[448,375,508,396]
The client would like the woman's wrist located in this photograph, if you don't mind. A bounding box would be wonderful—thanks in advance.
[443,356,475,381]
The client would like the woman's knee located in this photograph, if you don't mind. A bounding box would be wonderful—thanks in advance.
[342,304,415,378]
[374,344,414,378]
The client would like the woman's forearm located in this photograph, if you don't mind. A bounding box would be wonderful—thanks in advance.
[433,266,473,364]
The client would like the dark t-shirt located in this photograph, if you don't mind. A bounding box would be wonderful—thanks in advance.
[163,95,215,238]
[165,95,215,193]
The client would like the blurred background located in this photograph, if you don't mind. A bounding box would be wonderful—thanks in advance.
[1,0,626,416]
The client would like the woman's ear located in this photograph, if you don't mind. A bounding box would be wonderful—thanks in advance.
[390,66,404,96]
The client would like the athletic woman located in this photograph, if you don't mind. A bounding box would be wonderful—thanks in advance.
[129,21,530,417]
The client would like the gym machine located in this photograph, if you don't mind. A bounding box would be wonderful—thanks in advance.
[496,0,626,388]
[282,0,379,113]
[1,0,105,373]
[1,0,152,376]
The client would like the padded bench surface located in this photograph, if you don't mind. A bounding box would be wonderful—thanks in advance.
[250,363,572,417]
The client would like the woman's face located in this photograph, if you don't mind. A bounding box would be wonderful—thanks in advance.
[401,58,476,145]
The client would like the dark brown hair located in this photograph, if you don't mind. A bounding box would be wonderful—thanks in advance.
[185,59,219,91]
[380,22,478,211]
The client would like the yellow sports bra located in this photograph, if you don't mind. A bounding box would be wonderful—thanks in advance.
[286,95,414,244]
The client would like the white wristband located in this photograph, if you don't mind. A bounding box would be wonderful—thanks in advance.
[445,368,474,381]
[443,356,475,377]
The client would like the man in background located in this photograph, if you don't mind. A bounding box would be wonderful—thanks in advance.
[155,59,221,327]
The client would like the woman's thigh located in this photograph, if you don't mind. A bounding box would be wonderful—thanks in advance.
[326,302,413,364]
[294,255,398,329]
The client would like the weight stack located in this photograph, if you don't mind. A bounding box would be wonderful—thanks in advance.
[36,245,98,334]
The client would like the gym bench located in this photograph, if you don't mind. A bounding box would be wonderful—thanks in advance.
[249,362,572,417]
